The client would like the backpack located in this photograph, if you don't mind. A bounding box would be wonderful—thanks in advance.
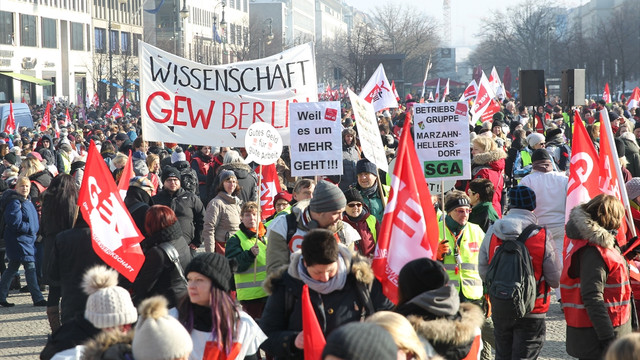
[173,162,199,195]
[558,144,571,171]
[485,224,541,319]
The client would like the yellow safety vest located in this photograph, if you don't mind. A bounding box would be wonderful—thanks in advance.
[439,220,485,300]
[520,150,532,167]
[233,231,268,301]
[365,215,377,241]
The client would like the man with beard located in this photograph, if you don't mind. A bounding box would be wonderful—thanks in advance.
[265,180,360,274]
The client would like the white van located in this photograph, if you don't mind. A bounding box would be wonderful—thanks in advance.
[0,103,34,130]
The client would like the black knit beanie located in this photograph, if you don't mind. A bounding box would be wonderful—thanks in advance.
[398,258,449,302]
[322,322,397,360]
[184,253,232,292]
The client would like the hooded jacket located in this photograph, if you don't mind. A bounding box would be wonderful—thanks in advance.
[82,330,133,360]
[260,246,393,359]
[471,148,506,216]
[1,190,39,262]
[124,186,153,237]
[209,162,258,204]
[202,191,241,253]
[340,128,360,192]
[396,285,485,360]
[152,187,205,248]
[562,206,633,358]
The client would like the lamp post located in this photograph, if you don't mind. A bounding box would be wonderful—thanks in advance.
[212,1,226,65]
[547,26,555,79]
[108,0,127,103]
[178,0,189,58]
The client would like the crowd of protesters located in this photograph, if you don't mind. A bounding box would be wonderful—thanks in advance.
[0,93,639,360]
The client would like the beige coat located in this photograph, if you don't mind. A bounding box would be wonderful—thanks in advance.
[202,191,242,252]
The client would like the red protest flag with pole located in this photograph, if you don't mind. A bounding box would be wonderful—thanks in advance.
[4,101,16,134]
[117,150,134,200]
[64,108,72,127]
[603,83,612,103]
[40,102,51,132]
[302,284,326,360]
[77,141,145,282]
[372,114,440,304]
[256,164,281,220]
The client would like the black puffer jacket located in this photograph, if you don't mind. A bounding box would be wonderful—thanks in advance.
[152,187,205,248]
[130,221,191,308]
[124,186,153,237]
[259,247,393,359]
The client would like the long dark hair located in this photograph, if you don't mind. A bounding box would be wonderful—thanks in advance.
[40,174,78,236]
[177,284,240,354]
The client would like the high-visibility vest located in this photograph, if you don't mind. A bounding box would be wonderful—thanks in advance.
[232,231,268,301]
[365,214,377,241]
[520,150,532,168]
[440,221,484,300]
[561,241,631,328]
[488,227,551,314]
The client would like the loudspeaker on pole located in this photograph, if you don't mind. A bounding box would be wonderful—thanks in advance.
[561,69,586,107]
[519,70,546,106]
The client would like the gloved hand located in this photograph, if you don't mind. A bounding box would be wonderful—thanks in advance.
[436,240,450,261]
[622,236,640,259]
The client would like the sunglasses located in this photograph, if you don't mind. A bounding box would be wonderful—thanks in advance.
[454,208,472,214]
[347,202,363,208]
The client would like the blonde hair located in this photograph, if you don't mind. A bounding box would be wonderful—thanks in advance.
[112,153,129,169]
[146,153,159,169]
[582,194,625,230]
[605,333,640,360]
[472,136,496,153]
[366,311,428,360]
[20,157,45,177]
[15,176,30,187]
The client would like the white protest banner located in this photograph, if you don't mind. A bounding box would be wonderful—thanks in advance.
[244,122,283,165]
[359,64,399,112]
[290,101,343,176]
[427,180,457,195]
[348,89,389,173]
[413,102,471,181]
[139,41,317,147]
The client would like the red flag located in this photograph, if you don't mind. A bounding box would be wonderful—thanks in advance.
[54,116,60,138]
[256,164,281,220]
[442,78,450,101]
[92,92,100,108]
[107,103,124,119]
[40,102,51,132]
[627,87,640,109]
[603,83,611,103]
[598,111,631,248]
[117,150,134,199]
[391,80,400,102]
[118,94,131,109]
[77,141,145,282]
[302,284,326,360]
[564,111,600,258]
[503,66,512,94]
[4,101,16,134]
[434,78,440,102]
[64,108,72,127]
[372,115,439,304]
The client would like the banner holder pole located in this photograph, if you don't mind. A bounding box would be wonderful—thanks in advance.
[376,166,387,208]
[254,164,264,282]
[441,180,445,238]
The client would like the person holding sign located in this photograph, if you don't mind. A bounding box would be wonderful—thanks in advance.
[225,202,269,322]
[351,159,389,223]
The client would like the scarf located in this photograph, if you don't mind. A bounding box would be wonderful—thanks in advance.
[359,183,378,198]
[297,255,348,295]
[532,159,553,173]
[239,222,266,238]
[445,215,465,236]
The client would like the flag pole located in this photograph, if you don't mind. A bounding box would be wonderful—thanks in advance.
[375,166,387,208]
[600,110,637,238]
[254,164,263,282]
[441,180,445,236]
[420,54,432,100]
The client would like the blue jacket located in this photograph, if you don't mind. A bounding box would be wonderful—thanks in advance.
[2,190,39,262]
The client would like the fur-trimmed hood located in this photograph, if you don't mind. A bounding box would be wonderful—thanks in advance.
[407,301,484,347]
[82,330,133,360]
[262,244,374,295]
[566,206,616,249]
[472,148,507,170]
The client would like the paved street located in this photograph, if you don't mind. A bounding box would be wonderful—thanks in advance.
[0,286,571,359]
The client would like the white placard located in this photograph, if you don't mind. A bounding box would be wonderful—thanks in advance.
[348,89,389,173]
[289,102,343,176]
[244,122,283,165]
[139,41,317,147]
[413,102,471,181]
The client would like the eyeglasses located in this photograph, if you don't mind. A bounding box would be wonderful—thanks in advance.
[454,208,472,214]
[347,202,363,208]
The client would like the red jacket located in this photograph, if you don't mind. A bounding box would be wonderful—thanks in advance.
[469,149,506,217]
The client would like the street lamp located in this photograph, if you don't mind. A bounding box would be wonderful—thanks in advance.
[108,0,127,103]
[178,0,189,58]
[212,1,226,64]
[547,26,555,80]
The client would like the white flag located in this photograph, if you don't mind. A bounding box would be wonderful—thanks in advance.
[442,78,450,101]
[489,66,505,101]
[359,64,399,112]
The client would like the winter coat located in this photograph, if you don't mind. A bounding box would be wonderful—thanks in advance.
[505,137,527,183]
[190,150,213,203]
[478,208,561,310]
[28,169,53,215]
[50,222,106,324]
[470,148,506,216]
[620,132,640,178]
[341,206,378,257]
[340,129,360,192]
[40,314,101,360]
[209,162,258,204]
[2,190,39,262]
[131,221,191,308]
[520,170,568,229]
[563,206,633,359]
[468,201,499,233]
[82,329,133,360]
[202,191,242,253]
[395,285,485,360]
[260,247,394,359]
[265,204,360,274]
[152,187,205,248]
[124,186,153,238]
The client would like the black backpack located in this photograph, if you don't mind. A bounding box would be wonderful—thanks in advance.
[558,144,571,171]
[485,224,542,319]
[173,162,199,195]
